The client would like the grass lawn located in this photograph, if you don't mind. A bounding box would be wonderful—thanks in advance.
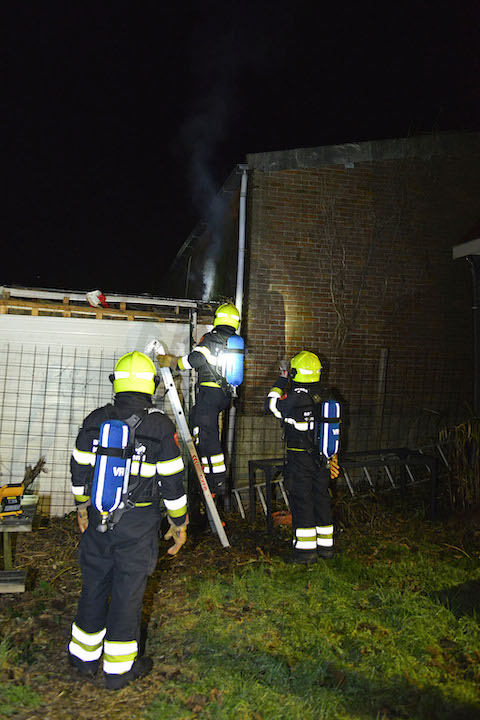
[1,493,479,719]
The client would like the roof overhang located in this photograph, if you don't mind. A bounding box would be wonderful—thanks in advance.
[452,238,480,259]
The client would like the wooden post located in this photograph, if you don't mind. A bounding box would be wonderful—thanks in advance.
[2,532,13,571]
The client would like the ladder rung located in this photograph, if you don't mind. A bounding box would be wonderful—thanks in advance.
[256,486,267,515]
[384,465,396,488]
[234,477,290,519]
[232,489,246,519]
[405,464,416,483]
[278,479,290,508]
[363,467,375,488]
[342,469,355,496]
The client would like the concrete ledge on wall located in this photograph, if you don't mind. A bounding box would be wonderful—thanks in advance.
[247,131,480,173]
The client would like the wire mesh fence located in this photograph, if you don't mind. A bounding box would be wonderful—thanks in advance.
[329,349,473,452]
[0,338,474,516]
[231,348,474,490]
[0,342,183,516]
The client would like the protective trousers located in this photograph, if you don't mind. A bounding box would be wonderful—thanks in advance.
[284,450,333,553]
[68,504,160,678]
[190,386,230,494]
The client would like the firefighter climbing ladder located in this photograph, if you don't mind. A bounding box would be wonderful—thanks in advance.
[146,341,230,548]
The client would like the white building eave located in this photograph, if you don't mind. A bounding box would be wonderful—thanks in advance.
[452,237,480,260]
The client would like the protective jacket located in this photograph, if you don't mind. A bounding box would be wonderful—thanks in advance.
[71,391,187,525]
[268,376,330,455]
[177,325,236,391]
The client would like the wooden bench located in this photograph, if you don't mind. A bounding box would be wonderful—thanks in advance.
[0,497,38,593]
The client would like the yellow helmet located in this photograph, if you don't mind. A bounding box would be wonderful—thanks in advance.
[213,302,240,330]
[111,351,158,394]
[290,351,322,383]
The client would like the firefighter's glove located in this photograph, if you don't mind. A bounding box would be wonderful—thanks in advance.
[77,504,89,533]
[164,515,189,556]
[329,454,340,480]
[156,354,178,370]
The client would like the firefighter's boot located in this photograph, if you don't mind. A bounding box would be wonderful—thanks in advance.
[68,653,99,677]
[286,549,317,565]
[317,547,334,560]
[105,656,153,691]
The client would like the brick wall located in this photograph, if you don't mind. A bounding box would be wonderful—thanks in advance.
[231,135,479,480]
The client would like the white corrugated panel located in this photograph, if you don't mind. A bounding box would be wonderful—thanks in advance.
[0,315,210,516]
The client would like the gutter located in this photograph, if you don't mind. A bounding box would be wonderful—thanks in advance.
[227,164,249,482]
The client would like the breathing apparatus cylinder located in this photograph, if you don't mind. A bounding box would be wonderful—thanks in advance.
[222,334,245,389]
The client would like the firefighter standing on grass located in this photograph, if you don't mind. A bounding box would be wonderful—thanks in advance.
[156,302,241,499]
[68,351,188,691]
[267,351,340,565]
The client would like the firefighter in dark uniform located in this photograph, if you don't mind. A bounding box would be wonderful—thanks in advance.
[267,351,340,564]
[68,351,188,690]
[157,302,241,497]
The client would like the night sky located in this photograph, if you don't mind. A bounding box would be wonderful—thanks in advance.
[7,1,480,297]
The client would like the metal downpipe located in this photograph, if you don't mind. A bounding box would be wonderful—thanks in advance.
[227,166,248,487]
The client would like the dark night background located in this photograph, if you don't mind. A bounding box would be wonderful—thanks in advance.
[6,1,480,297]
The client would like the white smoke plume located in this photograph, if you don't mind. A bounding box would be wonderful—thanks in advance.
[178,8,292,299]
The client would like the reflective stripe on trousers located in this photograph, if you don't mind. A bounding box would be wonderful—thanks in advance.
[294,527,317,551]
[68,622,106,662]
[317,524,334,548]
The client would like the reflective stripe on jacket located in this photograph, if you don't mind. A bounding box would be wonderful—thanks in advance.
[266,376,324,451]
